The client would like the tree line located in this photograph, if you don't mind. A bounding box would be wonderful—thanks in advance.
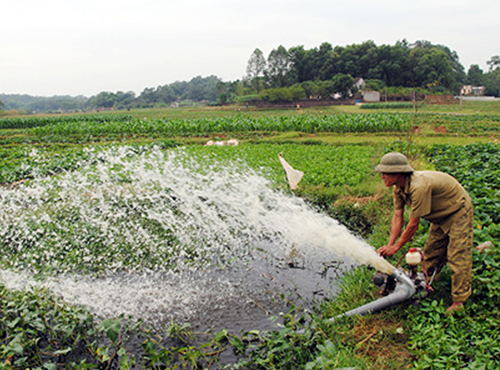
[227,40,500,103]
[0,75,220,113]
[1,40,499,113]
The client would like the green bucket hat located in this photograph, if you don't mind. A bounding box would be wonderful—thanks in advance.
[375,152,414,173]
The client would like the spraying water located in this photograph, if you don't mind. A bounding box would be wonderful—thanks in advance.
[0,146,393,330]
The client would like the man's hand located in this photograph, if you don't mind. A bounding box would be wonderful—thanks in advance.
[378,244,400,257]
[379,216,420,257]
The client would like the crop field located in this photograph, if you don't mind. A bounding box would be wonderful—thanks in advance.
[0,113,411,144]
[0,105,499,369]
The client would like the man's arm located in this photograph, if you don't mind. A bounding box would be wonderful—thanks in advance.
[378,209,420,256]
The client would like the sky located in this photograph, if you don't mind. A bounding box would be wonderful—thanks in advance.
[1,0,499,97]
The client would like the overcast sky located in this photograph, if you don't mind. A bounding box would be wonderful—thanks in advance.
[1,0,499,97]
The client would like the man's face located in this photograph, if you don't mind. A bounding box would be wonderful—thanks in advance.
[381,173,405,187]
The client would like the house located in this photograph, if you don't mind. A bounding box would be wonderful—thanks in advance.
[353,78,366,91]
[362,91,381,102]
[461,85,485,96]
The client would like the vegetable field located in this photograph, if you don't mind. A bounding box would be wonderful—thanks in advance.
[0,106,499,369]
[1,113,412,141]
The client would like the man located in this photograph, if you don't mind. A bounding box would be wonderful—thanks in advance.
[376,152,474,313]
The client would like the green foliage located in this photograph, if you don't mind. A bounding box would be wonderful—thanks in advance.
[408,299,500,369]
[230,306,361,370]
[0,113,412,145]
[403,143,500,369]
[184,143,376,188]
[0,283,231,369]
[326,202,374,238]
[266,45,294,88]
[363,79,386,91]
[378,86,428,101]
[1,111,500,369]
[0,113,134,130]
[259,84,307,102]
[24,113,411,141]
[0,144,105,183]
[361,102,417,110]
[331,73,355,98]
[420,113,500,134]
[424,143,500,224]
[0,93,88,113]
[236,94,261,103]
[0,284,99,368]
[0,76,221,113]
[283,40,463,92]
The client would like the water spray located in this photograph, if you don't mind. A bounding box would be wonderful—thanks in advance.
[0,147,384,330]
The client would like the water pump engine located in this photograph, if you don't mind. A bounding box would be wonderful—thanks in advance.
[373,247,430,302]
[330,248,433,321]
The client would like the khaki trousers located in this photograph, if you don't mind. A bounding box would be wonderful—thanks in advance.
[424,204,474,303]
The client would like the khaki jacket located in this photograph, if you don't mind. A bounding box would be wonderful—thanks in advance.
[394,171,472,233]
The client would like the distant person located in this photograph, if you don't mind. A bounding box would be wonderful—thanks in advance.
[375,152,474,313]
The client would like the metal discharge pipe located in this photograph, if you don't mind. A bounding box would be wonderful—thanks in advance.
[330,269,416,321]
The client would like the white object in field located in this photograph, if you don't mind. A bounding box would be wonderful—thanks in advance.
[476,241,493,253]
[205,139,239,146]
[278,152,304,190]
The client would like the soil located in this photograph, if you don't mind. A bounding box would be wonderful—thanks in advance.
[335,194,382,206]
[350,317,414,368]
[433,125,448,133]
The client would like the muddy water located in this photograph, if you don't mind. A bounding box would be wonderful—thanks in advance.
[0,240,348,367]
[1,240,349,334]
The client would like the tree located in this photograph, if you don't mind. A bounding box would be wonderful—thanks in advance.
[216,80,240,104]
[184,75,220,101]
[300,81,320,99]
[259,84,306,102]
[315,80,336,99]
[484,68,500,97]
[0,98,4,110]
[364,79,386,91]
[409,47,456,91]
[245,48,267,92]
[487,56,500,71]
[351,40,380,79]
[483,56,500,97]
[311,42,337,81]
[466,65,485,86]
[265,45,294,88]
[169,81,189,99]
[410,40,465,92]
[373,43,411,87]
[333,44,358,77]
[331,73,355,98]
[239,39,471,101]
[289,46,312,83]
[88,92,116,109]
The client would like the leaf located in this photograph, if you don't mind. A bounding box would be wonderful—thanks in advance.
[99,319,121,343]
[53,347,72,355]
[214,329,228,342]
